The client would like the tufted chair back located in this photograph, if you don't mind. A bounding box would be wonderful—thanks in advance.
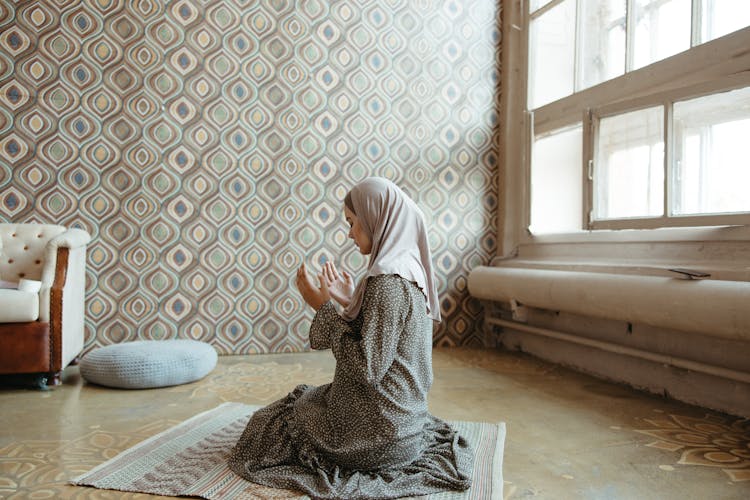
[0,224,67,283]
[0,222,91,387]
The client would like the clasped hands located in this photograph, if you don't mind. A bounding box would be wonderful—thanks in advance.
[295,261,355,311]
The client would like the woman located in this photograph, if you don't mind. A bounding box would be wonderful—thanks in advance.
[229,177,473,498]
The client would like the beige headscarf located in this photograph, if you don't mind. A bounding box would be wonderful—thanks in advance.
[342,177,441,322]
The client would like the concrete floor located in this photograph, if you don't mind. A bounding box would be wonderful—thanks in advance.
[1,347,748,499]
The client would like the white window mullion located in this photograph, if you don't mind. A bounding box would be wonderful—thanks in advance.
[574,0,582,92]
[625,0,635,72]
[671,108,684,215]
[664,101,673,218]
[524,110,535,232]
[691,0,702,46]
[583,108,595,229]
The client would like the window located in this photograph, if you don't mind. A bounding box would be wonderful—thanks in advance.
[595,106,664,220]
[529,0,576,108]
[631,0,691,71]
[580,0,626,89]
[700,0,750,42]
[530,124,582,233]
[672,86,750,216]
[526,0,750,233]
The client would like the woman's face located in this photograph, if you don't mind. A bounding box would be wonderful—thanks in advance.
[344,206,372,255]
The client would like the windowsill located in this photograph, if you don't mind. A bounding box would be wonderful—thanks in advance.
[496,224,750,283]
[521,224,750,244]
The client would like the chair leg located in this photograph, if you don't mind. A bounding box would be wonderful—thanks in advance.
[47,371,62,386]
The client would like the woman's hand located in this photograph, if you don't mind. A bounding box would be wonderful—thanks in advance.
[320,261,355,307]
[295,263,330,311]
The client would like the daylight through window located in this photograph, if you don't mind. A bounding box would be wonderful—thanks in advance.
[527,0,750,232]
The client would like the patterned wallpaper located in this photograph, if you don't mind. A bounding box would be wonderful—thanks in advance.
[0,0,499,355]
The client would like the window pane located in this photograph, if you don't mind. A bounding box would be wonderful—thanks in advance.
[632,0,691,70]
[700,0,750,43]
[595,107,664,219]
[672,86,750,215]
[530,0,556,12]
[529,0,576,108]
[580,0,627,89]
[531,125,583,233]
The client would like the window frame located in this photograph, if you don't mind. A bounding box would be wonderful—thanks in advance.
[587,75,750,230]
[591,103,666,225]
[525,2,750,234]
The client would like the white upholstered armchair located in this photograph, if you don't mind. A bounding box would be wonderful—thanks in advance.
[0,223,91,387]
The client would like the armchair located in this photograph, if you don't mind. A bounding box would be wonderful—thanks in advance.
[0,223,91,387]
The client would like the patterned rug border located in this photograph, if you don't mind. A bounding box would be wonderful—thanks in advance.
[69,402,251,484]
[71,402,506,499]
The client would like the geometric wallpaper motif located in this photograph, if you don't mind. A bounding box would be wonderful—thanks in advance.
[0,0,500,355]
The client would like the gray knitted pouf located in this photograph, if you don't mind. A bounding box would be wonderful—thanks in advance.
[79,340,218,389]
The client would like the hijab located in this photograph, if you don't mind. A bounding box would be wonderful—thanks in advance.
[341,177,441,322]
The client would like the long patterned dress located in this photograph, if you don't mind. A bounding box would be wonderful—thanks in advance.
[228,274,473,499]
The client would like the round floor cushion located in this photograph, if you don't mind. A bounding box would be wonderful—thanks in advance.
[80,340,218,389]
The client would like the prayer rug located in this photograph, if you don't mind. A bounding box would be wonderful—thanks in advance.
[71,402,505,499]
